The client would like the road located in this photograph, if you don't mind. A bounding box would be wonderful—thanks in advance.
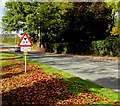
[13,51,119,93]
[0,44,18,48]
[0,44,20,51]
[1,44,119,93]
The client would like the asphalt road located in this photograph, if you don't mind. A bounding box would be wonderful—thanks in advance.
[0,44,21,52]
[10,51,119,93]
[0,44,17,48]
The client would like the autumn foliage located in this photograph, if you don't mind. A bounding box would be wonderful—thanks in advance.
[110,27,120,36]
[2,61,120,105]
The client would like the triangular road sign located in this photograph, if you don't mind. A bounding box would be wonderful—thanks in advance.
[18,33,33,47]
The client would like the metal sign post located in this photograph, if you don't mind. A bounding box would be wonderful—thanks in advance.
[24,51,28,73]
[25,54,27,73]
[18,33,33,73]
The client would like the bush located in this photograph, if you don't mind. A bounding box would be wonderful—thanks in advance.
[45,37,120,57]
[45,41,91,55]
[90,37,120,56]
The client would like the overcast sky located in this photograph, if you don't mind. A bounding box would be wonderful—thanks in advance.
[0,0,8,34]
[0,0,8,21]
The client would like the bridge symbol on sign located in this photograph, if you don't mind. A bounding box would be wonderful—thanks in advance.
[18,33,33,47]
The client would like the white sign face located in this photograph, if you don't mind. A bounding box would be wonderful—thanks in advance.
[18,33,33,47]
[21,47,31,51]
[19,35,31,45]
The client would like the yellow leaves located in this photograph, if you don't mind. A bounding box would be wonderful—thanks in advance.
[110,27,120,36]
[14,34,19,38]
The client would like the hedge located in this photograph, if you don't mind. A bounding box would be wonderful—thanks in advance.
[45,37,120,57]
[45,41,90,55]
[90,37,120,56]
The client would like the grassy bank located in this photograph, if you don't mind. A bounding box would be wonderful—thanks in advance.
[0,37,20,46]
[1,52,120,105]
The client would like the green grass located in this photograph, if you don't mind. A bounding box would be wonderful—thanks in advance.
[0,37,20,46]
[1,51,120,105]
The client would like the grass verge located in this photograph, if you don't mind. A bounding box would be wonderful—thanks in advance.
[1,51,120,105]
[0,37,20,46]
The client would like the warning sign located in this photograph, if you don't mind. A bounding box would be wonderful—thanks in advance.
[18,33,33,47]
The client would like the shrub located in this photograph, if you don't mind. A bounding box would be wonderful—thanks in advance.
[45,42,91,55]
[90,37,120,56]
[45,37,120,57]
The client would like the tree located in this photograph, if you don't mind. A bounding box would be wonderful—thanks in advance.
[2,2,112,45]
[2,2,73,45]
[107,1,120,35]
[61,2,112,42]
[2,2,40,43]
[2,2,25,32]
[37,2,73,44]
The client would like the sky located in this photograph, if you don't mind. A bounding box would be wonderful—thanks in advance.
[0,0,8,21]
[0,0,8,34]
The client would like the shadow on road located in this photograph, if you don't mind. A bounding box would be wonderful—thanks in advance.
[94,77,120,92]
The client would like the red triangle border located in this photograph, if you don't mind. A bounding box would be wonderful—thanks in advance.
[18,33,33,47]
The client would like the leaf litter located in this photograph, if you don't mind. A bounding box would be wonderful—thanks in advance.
[2,62,120,105]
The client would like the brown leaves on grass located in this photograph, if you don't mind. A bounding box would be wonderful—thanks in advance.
[2,62,118,105]
[2,63,73,105]
[57,93,114,105]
